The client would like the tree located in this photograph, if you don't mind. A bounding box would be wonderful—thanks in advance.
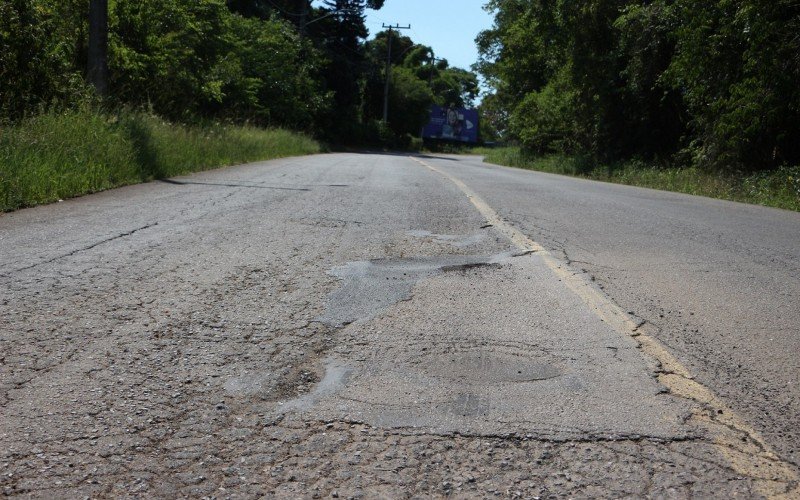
[386,66,434,136]
[109,0,328,127]
[225,0,271,19]
[0,0,89,119]
[667,0,800,170]
[477,0,800,171]
[614,2,685,159]
[433,66,479,108]
[88,0,108,97]
[362,30,479,138]
[475,1,572,148]
[298,0,384,141]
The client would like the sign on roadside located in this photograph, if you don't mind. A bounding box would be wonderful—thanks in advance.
[422,106,479,144]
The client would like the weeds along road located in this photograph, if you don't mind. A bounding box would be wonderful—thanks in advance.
[1,153,798,498]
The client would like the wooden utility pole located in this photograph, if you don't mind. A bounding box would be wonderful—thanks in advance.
[299,0,308,35]
[88,0,109,97]
[382,23,410,125]
[428,50,444,88]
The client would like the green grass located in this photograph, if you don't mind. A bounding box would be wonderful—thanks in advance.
[474,147,800,212]
[0,110,321,211]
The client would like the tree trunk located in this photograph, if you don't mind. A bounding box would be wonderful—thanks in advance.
[88,0,109,97]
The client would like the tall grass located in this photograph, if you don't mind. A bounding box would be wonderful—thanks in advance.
[476,147,800,212]
[0,110,321,211]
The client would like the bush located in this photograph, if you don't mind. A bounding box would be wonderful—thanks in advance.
[0,109,321,211]
[479,147,800,211]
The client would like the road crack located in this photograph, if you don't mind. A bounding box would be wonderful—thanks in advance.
[3,223,158,276]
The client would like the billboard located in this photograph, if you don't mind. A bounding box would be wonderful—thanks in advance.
[422,106,479,143]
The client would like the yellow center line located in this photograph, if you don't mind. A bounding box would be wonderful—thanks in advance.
[412,156,799,499]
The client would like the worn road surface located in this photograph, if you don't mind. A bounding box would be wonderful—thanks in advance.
[1,153,798,498]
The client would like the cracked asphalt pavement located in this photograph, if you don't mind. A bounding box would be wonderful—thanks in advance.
[1,153,799,498]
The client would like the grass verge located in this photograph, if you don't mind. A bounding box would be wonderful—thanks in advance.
[0,109,321,212]
[474,147,800,212]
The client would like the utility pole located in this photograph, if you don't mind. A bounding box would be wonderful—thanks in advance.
[382,23,410,125]
[88,0,109,97]
[428,50,445,88]
[299,0,308,36]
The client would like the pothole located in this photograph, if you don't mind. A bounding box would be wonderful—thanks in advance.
[279,358,353,412]
[273,366,320,400]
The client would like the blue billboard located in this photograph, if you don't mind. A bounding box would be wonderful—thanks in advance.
[422,106,479,143]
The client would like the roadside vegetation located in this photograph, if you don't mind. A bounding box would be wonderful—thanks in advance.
[1,0,478,145]
[1,0,479,211]
[475,147,800,212]
[3,1,799,212]
[475,1,800,211]
[0,109,319,211]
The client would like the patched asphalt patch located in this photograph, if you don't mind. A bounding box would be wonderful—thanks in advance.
[406,230,486,248]
[317,252,515,328]
[421,350,564,384]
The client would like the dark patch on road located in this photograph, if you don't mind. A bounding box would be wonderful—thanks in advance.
[159,178,311,191]
[415,154,460,162]
[318,252,515,327]
[441,262,503,273]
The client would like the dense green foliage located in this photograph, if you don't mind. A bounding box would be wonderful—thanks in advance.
[0,109,320,211]
[110,1,327,128]
[1,0,330,128]
[0,0,480,146]
[476,0,800,174]
[0,0,90,119]
[360,30,480,142]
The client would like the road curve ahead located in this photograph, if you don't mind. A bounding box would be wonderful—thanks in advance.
[1,153,798,498]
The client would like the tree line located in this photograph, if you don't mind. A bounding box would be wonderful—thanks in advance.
[0,0,479,145]
[476,0,800,172]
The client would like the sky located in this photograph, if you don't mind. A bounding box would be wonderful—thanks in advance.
[313,0,495,73]
[363,0,494,72]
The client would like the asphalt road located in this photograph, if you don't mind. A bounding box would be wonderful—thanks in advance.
[1,152,798,498]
